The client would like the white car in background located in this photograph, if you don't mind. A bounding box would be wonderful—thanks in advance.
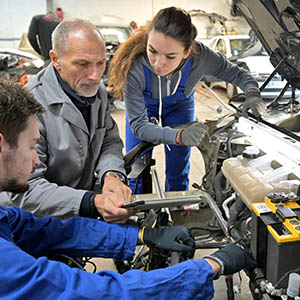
[206,35,300,99]
[89,16,133,110]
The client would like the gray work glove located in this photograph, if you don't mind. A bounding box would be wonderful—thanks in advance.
[176,122,208,146]
[242,90,266,118]
[142,225,195,259]
[204,244,257,276]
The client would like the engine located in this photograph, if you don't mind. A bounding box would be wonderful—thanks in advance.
[217,116,300,298]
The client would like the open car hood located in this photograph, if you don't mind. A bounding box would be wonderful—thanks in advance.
[233,0,300,89]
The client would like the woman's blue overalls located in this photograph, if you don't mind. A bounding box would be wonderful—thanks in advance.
[126,57,195,193]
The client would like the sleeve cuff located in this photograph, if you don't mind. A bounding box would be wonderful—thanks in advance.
[202,255,224,279]
[101,170,127,186]
[79,191,103,219]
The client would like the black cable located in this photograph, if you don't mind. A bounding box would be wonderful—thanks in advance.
[226,134,245,158]
[214,170,225,206]
[82,257,97,273]
[226,276,235,300]
[229,102,300,142]
[201,157,213,189]
[190,226,222,232]
[275,267,300,288]
[49,254,86,270]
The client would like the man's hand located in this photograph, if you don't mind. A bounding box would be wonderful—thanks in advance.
[95,176,134,223]
[242,90,266,118]
[203,244,257,277]
[102,175,132,204]
[176,122,208,147]
[139,225,195,259]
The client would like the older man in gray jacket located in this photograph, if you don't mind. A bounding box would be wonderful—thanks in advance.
[0,19,133,222]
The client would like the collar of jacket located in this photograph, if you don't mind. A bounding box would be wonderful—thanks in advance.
[39,64,103,136]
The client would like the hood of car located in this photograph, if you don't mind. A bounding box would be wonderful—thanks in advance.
[238,56,274,75]
[233,0,300,88]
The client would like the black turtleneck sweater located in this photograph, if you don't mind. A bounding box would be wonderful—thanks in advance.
[54,69,96,129]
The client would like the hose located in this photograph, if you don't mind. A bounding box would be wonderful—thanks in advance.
[226,134,245,158]
[214,170,226,205]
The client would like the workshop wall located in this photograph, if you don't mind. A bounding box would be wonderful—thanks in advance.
[0,0,249,48]
[52,0,234,26]
[52,0,249,42]
[0,0,46,48]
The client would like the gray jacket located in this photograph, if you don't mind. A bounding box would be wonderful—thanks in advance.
[124,41,259,145]
[0,64,125,219]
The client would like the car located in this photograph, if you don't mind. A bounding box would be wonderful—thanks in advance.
[206,34,300,99]
[90,17,133,109]
[95,22,133,86]
[0,48,44,85]
[207,1,300,299]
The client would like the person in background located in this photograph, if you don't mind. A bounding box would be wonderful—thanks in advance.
[0,80,256,299]
[130,20,139,32]
[0,18,134,223]
[27,11,62,66]
[109,6,265,193]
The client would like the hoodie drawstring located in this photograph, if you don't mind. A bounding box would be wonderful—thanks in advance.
[157,74,171,151]
[172,71,182,95]
[158,75,162,125]
[158,71,182,123]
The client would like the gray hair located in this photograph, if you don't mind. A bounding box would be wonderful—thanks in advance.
[52,18,104,55]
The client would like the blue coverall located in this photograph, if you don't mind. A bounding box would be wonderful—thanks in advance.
[126,57,195,193]
[0,206,214,299]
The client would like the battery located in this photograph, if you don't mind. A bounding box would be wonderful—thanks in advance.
[251,198,300,287]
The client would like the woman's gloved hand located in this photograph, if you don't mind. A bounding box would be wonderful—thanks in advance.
[176,122,208,146]
[203,244,257,277]
[242,89,266,118]
[141,225,195,258]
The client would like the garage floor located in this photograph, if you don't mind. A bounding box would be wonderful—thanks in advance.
[89,84,253,299]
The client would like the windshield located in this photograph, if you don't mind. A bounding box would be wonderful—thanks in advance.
[230,39,250,56]
[97,26,132,43]
[230,38,268,56]
[230,39,268,56]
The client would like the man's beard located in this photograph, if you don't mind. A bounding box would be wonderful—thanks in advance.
[60,61,100,97]
[2,149,33,193]
[2,179,29,193]
[75,82,100,97]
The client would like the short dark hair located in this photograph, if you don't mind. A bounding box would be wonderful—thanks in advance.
[0,80,45,147]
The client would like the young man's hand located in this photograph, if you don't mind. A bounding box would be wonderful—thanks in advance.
[139,225,195,259]
[203,244,257,278]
